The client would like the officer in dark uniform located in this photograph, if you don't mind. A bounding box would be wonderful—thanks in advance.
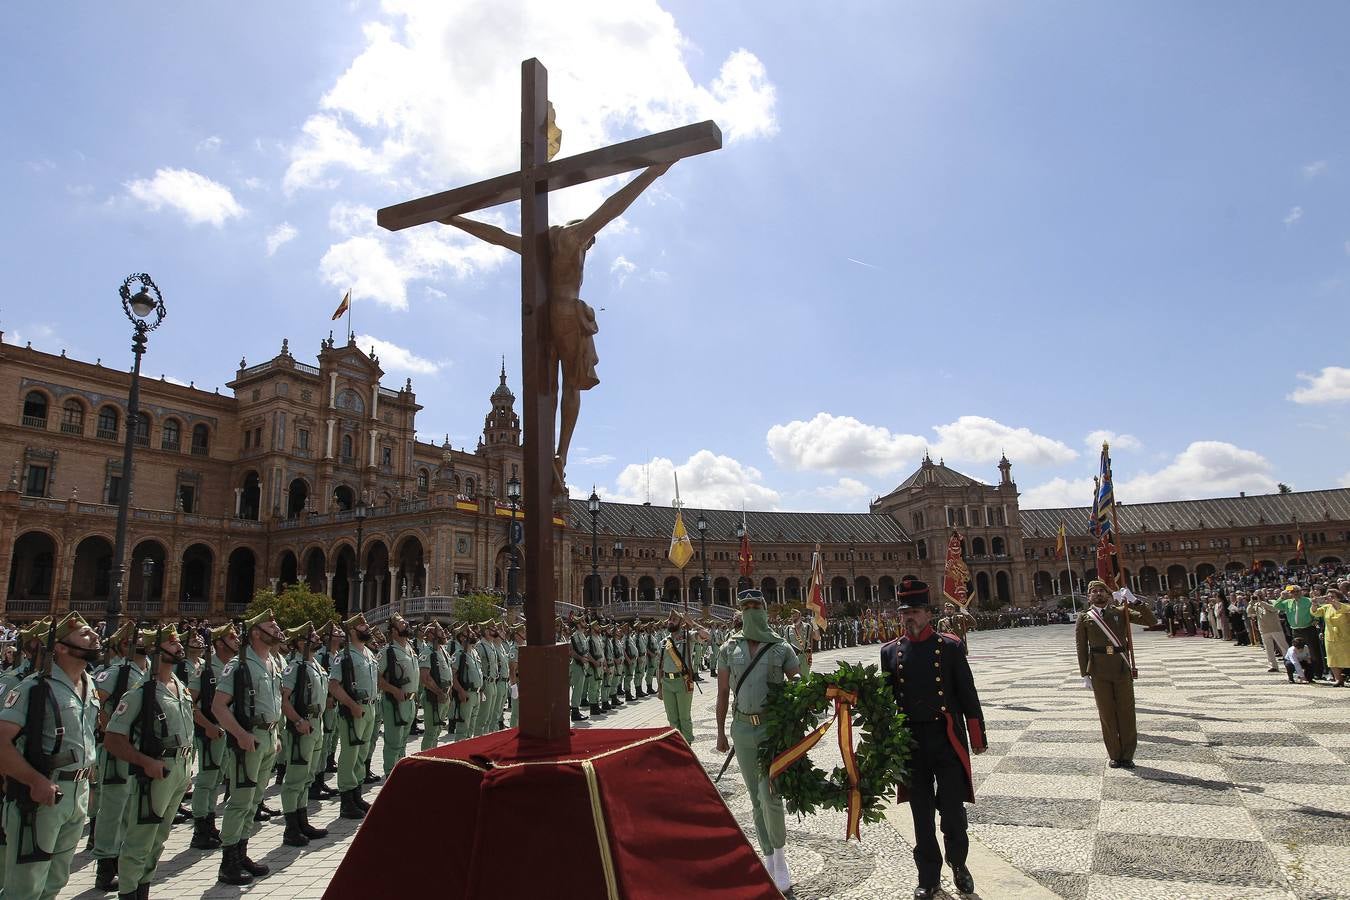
[880,578,987,899]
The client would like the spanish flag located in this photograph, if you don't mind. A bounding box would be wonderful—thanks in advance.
[1054,521,1067,561]
[1295,534,1305,562]
[331,290,351,321]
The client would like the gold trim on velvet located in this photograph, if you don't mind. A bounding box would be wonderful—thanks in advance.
[582,760,620,900]
[412,756,489,772]
[488,728,680,770]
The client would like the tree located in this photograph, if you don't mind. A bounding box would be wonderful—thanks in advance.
[248,584,339,629]
[454,592,503,624]
[1277,483,1292,494]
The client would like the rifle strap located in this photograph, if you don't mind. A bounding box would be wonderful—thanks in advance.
[732,641,777,717]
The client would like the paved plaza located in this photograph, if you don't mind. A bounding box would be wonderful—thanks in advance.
[57,625,1349,899]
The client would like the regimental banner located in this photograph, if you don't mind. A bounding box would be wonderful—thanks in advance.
[668,508,694,569]
[1095,533,1120,589]
[806,543,827,628]
[942,531,971,610]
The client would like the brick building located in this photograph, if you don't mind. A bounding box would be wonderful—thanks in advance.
[3,332,1348,623]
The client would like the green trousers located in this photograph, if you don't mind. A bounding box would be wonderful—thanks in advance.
[2,774,89,900]
[118,755,191,894]
[452,689,481,740]
[280,717,322,813]
[190,731,226,817]
[509,684,519,728]
[732,717,786,855]
[220,725,279,847]
[473,682,500,736]
[569,663,587,707]
[381,695,415,774]
[336,703,377,792]
[91,748,131,860]
[420,693,449,750]
[622,662,634,695]
[645,659,657,691]
[322,706,338,761]
[661,679,694,742]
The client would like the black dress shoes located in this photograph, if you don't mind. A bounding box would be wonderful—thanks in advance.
[1108,759,1121,768]
[952,863,975,893]
[913,886,939,900]
[1119,759,1136,769]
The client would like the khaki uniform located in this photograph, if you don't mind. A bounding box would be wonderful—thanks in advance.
[217,647,283,847]
[1076,599,1156,762]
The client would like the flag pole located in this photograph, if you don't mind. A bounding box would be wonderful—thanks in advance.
[1103,442,1136,673]
[347,287,353,342]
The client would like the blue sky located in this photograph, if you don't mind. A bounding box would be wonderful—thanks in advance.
[5,1,1349,513]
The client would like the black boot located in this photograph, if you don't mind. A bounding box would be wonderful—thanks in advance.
[238,839,269,877]
[299,806,329,839]
[173,803,192,824]
[84,818,97,853]
[325,751,337,773]
[309,781,323,801]
[340,789,366,820]
[589,704,603,716]
[570,706,586,722]
[625,690,634,701]
[363,770,382,785]
[138,884,150,900]
[191,816,222,850]
[282,811,310,847]
[253,803,270,822]
[217,844,253,886]
[355,787,371,811]
[95,857,120,892]
[119,891,137,900]
[207,813,222,844]
[260,799,281,817]
[951,863,975,894]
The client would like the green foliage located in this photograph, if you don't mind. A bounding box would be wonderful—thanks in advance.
[248,584,339,630]
[1057,597,1077,610]
[758,661,912,828]
[454,593,503,623]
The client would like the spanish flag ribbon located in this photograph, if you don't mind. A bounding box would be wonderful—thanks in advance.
[768,685,864,840]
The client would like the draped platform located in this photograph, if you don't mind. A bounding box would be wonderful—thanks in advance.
[322,727,780,900]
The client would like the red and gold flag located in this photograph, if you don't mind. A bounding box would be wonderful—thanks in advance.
[1295,534,1305,561]
[942,531,971,610]
[806,543,827,629]
[1054,521,1067,561]
[1095,533,1120,589]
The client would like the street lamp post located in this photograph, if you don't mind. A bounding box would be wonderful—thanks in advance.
[107,273,166,636]
[697,512,710,611]
[354,497,368,612]
[507,472,522,614]
[587,488,601,613]
[613,539,624,607]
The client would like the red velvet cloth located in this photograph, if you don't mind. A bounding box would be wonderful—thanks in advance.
[323,727,779,900]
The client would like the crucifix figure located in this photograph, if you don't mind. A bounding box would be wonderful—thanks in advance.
[379,58,720,742]
[445,159,672,493]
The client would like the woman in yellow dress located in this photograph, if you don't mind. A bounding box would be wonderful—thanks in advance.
[1312,590,1350,687]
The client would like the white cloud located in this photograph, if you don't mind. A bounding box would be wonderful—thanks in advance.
[352,332,441,375]
[265,222,298,256]
[125,168,244,227]
[932,416,1077,466]
[1289,366,1350,404]
[610,255,637,287]
[766,412,1074,475]
[1303,160,1328,178]
[1283,205,1303,226]
[1021,441,1278,508]
[238,176,264,191]
[597,450,781,510]
[318,202,508,310]
[197,136,222,153]
[578,454,616,466]
[1085,430,1141,451]
[767,413,928,475]
[283,2,776,195]
[6,324,61,351]
[814,477,873,501]
[1340,472,1350,489]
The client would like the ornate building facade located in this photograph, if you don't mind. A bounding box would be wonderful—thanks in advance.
[3,332,1348,623]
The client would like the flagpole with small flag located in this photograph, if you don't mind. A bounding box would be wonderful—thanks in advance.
[667,474,695,614]
[1096,442,1136,672]
[331,289,352,340]
[1054,520,1076,613]
[807,543,827,630]
[737,508,754,594]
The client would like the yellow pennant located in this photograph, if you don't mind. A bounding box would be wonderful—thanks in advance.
[668,508,694,569]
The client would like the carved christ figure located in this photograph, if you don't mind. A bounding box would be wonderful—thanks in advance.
[446,161,673,493]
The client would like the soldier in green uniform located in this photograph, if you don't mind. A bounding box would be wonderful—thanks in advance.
[644,620,660,693]
[1076,579,1157,768]
[451,625,483,740]
[169,628,206,827]
[659,615,707,743]
[788,608,817,674]
[91,622,150,892]
[567,619,591,721]
[716,589,799,893]
[587,621,608,715]
[327,613,378,820]
[188,623,236,850]
[507,624,524,728]
[104,625,195,899]
[471,623,499,736]
[314,623,344,789]
[212,609,285,885]
[376,614,418,773]
[417,621,450,749]
[278,621,330,847]
[0,613,101,900]
[0,620,49,887]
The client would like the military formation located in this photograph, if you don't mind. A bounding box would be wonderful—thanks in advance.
[0,606,539,900]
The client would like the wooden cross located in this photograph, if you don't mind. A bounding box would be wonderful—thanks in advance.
[379,59,721,742]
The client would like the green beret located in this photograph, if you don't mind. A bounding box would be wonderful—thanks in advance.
[54,613,88,642]
[243,609,276,631]
[344,613,368,631]
[210,622,238,643]
[285,622,314,643]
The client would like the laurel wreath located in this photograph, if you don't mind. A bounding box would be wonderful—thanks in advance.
[757,661,912,828]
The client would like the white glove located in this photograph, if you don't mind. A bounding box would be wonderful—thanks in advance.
[1082,676,1093,690]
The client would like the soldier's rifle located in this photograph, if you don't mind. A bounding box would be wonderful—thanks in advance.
[195,626,220,772]
[288,632,314,765]
[9,617,64,862]
[339,645,366,745]
[132,624,167,824]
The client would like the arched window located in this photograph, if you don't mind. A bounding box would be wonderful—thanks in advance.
[341,434,354,460]
[133,413,151,446]
[22,391,47,427]
[416,468,429,493]
[464,476,476,497]
[161,418,181,451]
[60,399,85,435]
[97,406,120,440]
[336,389,365,415]
[991,536,1006,556]
[191,423,210,456]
